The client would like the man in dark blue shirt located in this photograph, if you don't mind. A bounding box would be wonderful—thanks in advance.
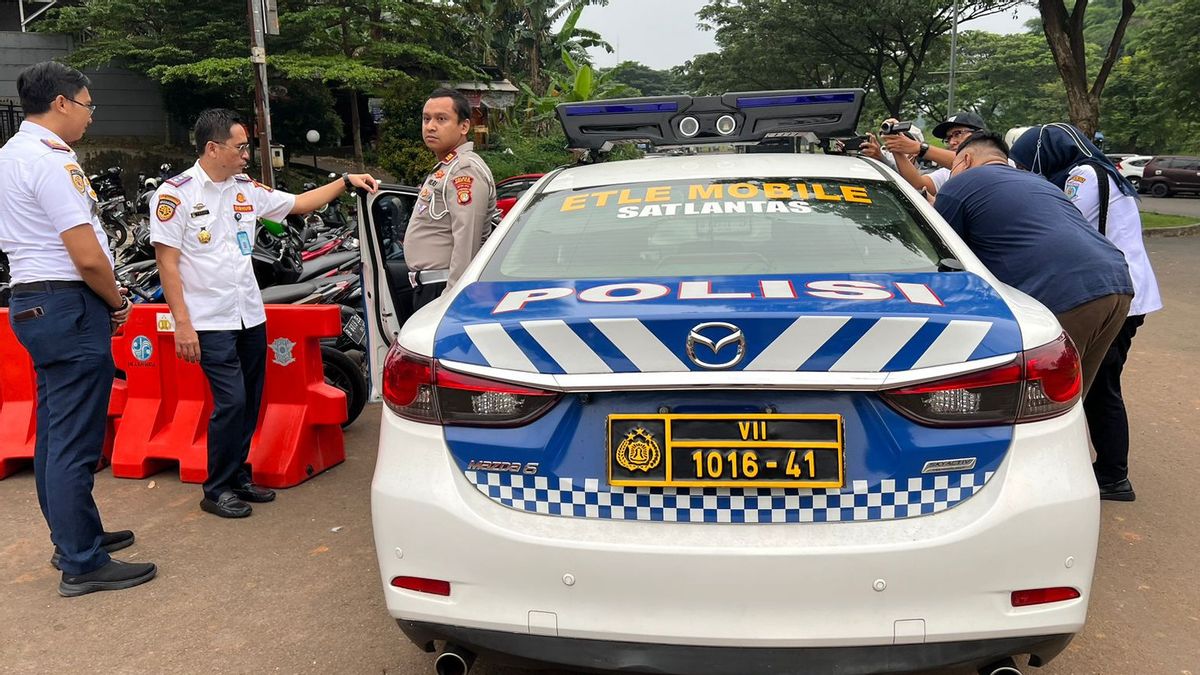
[934,131,1133,395]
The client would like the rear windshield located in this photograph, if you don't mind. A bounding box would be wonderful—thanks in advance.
[482,177,950,280]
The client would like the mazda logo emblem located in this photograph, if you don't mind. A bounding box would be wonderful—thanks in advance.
[686,322,746,370]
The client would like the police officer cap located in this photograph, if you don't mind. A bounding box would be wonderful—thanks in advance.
[932,111,986,139]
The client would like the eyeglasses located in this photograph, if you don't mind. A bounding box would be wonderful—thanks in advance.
[65,97,96,114]
[945,128,975,141]
[215,142,252,154]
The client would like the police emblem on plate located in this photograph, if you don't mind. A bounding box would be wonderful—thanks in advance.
[616,427,662,473]
[269,337,296,366]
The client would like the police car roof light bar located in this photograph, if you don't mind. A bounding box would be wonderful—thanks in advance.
[557,89,865,153]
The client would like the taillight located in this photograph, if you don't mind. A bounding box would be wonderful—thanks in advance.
[1011,586,1080,607]
[881,332,1080,427]
[382,345,561,426]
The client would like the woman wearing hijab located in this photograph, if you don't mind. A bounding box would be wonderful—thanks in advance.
[1010,124,1162,502]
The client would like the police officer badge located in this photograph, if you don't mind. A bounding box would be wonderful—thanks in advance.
[616,427,662,473]
[197,227,211,244]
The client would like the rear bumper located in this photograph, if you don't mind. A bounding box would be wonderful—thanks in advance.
[372,404,1098,661]
[399,620,1073,674]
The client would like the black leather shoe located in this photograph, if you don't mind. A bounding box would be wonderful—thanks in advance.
[50,530,135,570]
[200,491,253,518]
[1099,478,1136,502]
[232,482,276,503]
[59,559,157,597]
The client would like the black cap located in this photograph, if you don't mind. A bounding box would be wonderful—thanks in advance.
[932,111,986,139]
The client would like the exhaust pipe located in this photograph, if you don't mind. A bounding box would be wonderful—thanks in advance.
[978,657,1022,675]
[434,644,475,675]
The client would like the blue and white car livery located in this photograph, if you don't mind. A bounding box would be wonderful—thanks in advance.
[360,90,1098,675]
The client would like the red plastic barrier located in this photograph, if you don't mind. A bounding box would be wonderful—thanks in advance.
[109,304,346,488]
[0,309,125,479]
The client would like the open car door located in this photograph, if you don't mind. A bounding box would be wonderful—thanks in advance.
[356,184,419,400]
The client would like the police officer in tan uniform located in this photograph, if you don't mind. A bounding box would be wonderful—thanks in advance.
[404,88,499,310]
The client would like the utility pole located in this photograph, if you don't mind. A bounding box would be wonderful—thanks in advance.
[247,0,275,187]
[947,0,959,115]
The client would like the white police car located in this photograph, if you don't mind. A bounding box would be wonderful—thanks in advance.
[358,90,1097,675]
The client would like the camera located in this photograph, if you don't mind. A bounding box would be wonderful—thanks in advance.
[880,120,913,135]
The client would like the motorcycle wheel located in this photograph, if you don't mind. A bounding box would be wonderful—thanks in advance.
[320,345,367,427]
[104,219,129,249]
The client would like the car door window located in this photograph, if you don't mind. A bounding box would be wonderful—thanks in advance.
[371,193,414,261]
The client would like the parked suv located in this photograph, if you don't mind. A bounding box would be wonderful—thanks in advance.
[1140,155,1200,197]
[1115,155,1153,190]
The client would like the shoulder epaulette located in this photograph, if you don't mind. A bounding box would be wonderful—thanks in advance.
[164,174,193,187]
[40,138,72,153]
[234,174,253,183]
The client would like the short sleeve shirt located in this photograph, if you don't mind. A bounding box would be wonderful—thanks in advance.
[0,121,113,283]
[149,162,295,330]
[934,164,1133,314]
[1063,165,1162,316]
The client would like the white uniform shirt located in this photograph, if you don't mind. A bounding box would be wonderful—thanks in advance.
[928,167,952,191]
[1064,165,1163,316]
[0,121,113,284]
[149,162,295,330]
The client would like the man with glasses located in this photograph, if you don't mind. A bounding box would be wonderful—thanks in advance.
[0,61,157,596]
[150,108,378,518]
[880,110,989,198]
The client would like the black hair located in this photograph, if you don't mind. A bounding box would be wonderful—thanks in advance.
[16,61,91,116]
[427,87,471,124]
[193,108,246,156]
[957,130,1009,157]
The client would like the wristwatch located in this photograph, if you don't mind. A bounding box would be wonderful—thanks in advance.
[341,172,353,190]
[917,142,930,159]
[109,296,130,314]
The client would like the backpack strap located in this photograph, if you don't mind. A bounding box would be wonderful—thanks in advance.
[1083,161,1111,236]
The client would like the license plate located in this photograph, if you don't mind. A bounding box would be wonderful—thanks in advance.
[608,414,843,488]
[343,313,366,345]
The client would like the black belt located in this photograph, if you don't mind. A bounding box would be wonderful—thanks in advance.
[11,280,87,294]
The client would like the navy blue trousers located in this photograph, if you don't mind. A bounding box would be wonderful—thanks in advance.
[197,323,267,501]
[9,285,115,575]
[1086,315,1144,485]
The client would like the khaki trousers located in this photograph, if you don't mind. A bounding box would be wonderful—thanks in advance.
[1054,294,1133,397]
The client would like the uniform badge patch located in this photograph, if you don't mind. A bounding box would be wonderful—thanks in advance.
[1064,184,1079,199]
[164,174,192,188]
[236,192,247,203]
[441,151,458,165]
[251,179,274,193]
[198,227,212,244]
[1068,175,1087,184]
[156,194,181,222]
[453,175,473,205]
[65,164,88,194]
[233,204,254,213]
[434,170,445,180]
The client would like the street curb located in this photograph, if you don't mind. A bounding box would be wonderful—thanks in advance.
[1144,223,1200,237]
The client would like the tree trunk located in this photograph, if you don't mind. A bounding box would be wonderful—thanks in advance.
[1039,0,1136,137]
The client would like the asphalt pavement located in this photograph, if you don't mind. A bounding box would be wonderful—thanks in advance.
[2,237,1199,675]
[1138,194,1200,219]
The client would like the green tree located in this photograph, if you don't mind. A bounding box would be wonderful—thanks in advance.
[604,61,685,96]
[1035,0,1136,135]
[687,0,1021,117]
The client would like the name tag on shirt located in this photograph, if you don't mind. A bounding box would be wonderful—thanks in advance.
[237,230,253,256]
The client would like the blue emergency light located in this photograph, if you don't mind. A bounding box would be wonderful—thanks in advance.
[557,89,865,153]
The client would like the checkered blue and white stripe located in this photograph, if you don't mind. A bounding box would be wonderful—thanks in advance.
[465,471,995,523]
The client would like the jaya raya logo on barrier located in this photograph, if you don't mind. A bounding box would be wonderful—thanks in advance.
[131,336,153,362]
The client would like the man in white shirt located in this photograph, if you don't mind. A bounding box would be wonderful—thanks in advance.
[151,108,378,518]
[0,61,156,596]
